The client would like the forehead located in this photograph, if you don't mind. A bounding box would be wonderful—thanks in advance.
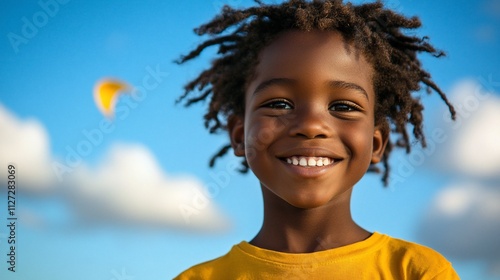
[247,30,374,96]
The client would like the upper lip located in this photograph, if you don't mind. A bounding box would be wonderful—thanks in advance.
[276,147,343,160]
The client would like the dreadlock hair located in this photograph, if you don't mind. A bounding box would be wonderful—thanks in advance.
[175,0,456,186]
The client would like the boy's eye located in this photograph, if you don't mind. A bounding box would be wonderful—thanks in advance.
[329,101,360,112]
[262,99,293,110]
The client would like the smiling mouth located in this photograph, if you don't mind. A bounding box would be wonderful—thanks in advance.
[281,156,335,167]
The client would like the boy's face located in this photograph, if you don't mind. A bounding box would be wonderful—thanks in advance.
[229,30,387,209]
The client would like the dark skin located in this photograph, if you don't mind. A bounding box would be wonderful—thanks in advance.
[228,30,388,253]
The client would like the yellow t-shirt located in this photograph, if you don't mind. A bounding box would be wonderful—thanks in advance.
[174,232,459,279]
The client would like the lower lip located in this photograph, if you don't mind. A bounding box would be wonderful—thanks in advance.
[279,159,339,178]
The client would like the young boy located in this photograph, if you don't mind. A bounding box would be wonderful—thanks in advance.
[175,0,459,278]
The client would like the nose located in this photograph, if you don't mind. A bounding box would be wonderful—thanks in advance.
[287,104,332,139]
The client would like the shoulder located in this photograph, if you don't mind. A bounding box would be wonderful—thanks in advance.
[173,244,239,280]
[382,234,448,263]
[378,234,459,279]
[174,255,226,280]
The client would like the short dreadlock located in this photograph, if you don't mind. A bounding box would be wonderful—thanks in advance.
[175,0,456,185]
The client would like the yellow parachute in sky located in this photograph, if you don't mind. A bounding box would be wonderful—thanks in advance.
[93,78,130,118]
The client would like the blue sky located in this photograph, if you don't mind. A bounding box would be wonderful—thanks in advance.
[1,0,499,279]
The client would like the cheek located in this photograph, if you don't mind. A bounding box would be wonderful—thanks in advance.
[341,122,375,156]
[244,117,285,152]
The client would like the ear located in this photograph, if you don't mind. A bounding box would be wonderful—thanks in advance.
[227,115,245,157]
[371,124,389,164]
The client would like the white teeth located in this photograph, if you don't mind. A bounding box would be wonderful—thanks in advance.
[285,156,334,167]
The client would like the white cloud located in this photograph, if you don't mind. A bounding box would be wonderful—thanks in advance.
[0,103,229,231]
[431,79,500,178]
[0,104,55,192]
[417,78,500,273]
[446,80,500,178]
[418,182,500,263]
[66,144,230,231]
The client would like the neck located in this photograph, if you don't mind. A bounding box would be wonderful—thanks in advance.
[250,186,369,253]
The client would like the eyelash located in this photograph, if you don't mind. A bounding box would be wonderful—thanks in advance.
[329,101,362,112]
[261,99,293,110]
[261,99,362,112]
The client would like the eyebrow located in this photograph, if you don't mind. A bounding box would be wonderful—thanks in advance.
[252,78,369,100]
[328,80,369,101]
[252,78,296,96]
